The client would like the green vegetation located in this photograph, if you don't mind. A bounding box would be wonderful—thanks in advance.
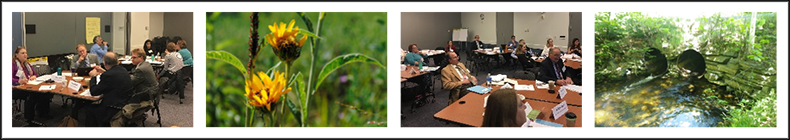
[206,12,388,127]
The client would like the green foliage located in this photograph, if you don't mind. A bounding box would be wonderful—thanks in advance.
[206,12,388,127]
[206,51,247,77]
[316,53,385,92]
[595,12,685,82]
[724,88,776,127]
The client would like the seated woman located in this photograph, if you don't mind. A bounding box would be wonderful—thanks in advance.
[568,38,582,57]
[143,39,155,56]
[540,38,555,57]
[159,42,186,103]
[13,46,53,126]
[482,89,527,127]
[445,40,457,53]
[177,40,193,66]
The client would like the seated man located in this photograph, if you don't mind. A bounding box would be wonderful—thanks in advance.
[538,47,574,86]
[129,48,159,102]
[85,52,134,127]
[90,36,109,63]
[441,52,477,105]
[71,44,100,70]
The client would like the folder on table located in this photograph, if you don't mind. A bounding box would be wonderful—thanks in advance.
[467,85,491,94]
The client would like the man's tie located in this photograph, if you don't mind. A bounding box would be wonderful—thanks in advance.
[554,62,563,79]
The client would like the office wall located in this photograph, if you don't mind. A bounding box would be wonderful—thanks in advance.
[130,12,150,52]
[163,12,194,52]
[12,12,23,51]
[513,12,570,50]
[401,12,461,50]
[24,12,113,57]
[149,12,165,39]
[496,12,514,44]
[461,12,497,44]
[112,12,127,54]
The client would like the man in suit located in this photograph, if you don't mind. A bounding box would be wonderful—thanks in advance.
[85,52,134,127]
[71,44,100,70]
[472,35,484,50]
[441,52,478,105]
[129,48,158,102]
[538,47,574,86]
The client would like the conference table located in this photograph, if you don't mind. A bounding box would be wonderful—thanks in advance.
[434,79,582,127]
[534,54,583,69]
[13,70,100,101]
[118,55,165,73]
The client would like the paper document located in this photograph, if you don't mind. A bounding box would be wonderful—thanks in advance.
[38,85,56,91]
[36,75,53,81]
[514,85,534,91]
[563,85,583,93]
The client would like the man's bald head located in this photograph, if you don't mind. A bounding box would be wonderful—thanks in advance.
[103,52,119,67]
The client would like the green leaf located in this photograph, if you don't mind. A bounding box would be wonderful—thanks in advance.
[209,7,222,20]
[285,97,303,126]
[314,53,385,95]
[298,29,323,40]
[207,51,247,77]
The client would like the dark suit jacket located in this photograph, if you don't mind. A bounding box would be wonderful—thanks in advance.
[538,58,569,83]
[472,40,485,49]
[91,65,132,122]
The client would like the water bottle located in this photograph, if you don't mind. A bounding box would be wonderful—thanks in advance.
[57,67,62,76]
[486,73,492,87]
[151,54,155,61]
[418,60,423,71]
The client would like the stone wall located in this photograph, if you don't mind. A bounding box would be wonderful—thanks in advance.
[704,51,776,98]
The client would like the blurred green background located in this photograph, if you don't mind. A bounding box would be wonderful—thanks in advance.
[206,12,388,127]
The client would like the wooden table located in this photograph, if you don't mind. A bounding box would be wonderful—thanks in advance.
[401,66,430,79]
[535,58,582,69]
[13,70,100,101]
[434,79,582,127]
[488,80,582,106]
[475,49,513,55]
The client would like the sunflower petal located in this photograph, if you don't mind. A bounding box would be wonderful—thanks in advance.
[287,19,295,32]
[298,35,308,47]
[268,24,277,33]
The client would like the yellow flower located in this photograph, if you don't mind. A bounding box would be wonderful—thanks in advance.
[265,19,307,64]
[245,71,292,111]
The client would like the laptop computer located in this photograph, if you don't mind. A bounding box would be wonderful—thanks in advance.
[75,67,93,76]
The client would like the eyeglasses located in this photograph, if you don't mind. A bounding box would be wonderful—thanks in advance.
[131,55,140,59]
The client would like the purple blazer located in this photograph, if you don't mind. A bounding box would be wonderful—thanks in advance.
[6,60,37,85]
[12,61,37,86]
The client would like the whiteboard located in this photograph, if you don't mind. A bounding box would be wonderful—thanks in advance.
[452,28,468,41]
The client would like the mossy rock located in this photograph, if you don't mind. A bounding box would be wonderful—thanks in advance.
[723,51,739,57]
[705,71,722,81]
[717,64,739,75]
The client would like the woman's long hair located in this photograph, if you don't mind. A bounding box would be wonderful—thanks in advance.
[13,46,27,64]
[482,89,521,127]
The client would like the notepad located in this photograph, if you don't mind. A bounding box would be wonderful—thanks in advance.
[467,85,491,94]
[38,85,56,91]
[524,102,541,120]
[514,84,534,91]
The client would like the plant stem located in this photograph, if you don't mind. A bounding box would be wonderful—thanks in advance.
[245,106,249,127]
[269,110,275,127]
[279,63,292,127]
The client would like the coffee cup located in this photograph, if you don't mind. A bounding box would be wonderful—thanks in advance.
[548,80,555,93]
[565,112,577,127]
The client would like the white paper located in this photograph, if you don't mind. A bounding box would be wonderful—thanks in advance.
[121,60,133,64]
[79,89,102,98]
[400,65,407,71]
[52,76,66,82]
[551,101,569,120]
[36,75,52,81]
[483,95,489,107]
[61,72,72,77]
[514,85,534,91]
[563,85,583,93]
[27,80,43,85]
[501,83,513,89]
[490,74,507,82]
[95,75,101,84]
[558,87,567,99]
[38,85,56,91]
[67,80,82,92]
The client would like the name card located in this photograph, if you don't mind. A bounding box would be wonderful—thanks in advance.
[52,75,66,82]
[68,80,82,92]
[558,86,568,99]
[551,101,569,120]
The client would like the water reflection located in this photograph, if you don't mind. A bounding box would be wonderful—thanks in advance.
[595,74,728,127]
